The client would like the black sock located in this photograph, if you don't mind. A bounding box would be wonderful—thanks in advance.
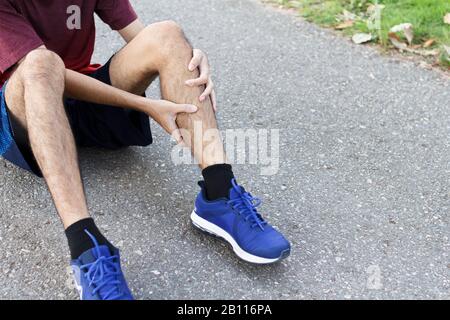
[202,164,235,200]
[65,218,115,259]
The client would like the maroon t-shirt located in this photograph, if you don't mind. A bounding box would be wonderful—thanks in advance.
[0,0,138,87]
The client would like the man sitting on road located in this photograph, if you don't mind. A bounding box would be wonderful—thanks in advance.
[0,0,290,300]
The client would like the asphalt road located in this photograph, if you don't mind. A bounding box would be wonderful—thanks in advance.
[0,0,449,300]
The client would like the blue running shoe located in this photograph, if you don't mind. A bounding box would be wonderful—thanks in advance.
[70,230,134,300]
[191,179,291,264]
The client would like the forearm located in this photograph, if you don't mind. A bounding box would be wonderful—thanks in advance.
[64,69,153,114]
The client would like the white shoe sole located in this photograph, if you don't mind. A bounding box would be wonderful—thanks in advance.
[190,210,289,264]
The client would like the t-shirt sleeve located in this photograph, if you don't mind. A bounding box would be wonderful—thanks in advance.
[95,0,138,31]
[0,1,43,73]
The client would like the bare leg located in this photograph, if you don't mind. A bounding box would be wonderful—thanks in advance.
[109,21,226,169]
[109,23,291,263]
[5,49,89,228]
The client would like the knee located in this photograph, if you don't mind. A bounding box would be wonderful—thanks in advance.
[154,20,183,36]
[21,49,65,82]
[143,20,190,58]
[151,20,184,40]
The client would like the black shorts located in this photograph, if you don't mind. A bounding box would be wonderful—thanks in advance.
[0,57,153,177]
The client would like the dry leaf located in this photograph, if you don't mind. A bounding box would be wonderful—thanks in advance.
[389,32,439,56]
[444,13,450,25]
[423,39,435,48]
[390,23,412,33]
[388,32,408,51]
[335,20,354,30]
[414,49,439,57]
[352,33,372,44]
[403,26,414,45]
[390,23,414,45]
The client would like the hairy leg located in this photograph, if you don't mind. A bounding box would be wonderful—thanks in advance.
[5,49,89,228]
[109,21,226,169]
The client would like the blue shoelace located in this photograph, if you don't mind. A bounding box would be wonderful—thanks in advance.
[80,230,125,300]
[227,179,267,231]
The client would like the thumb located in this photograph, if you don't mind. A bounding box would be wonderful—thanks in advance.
[166,120,183,144]
[171,128,184,144]
[177,104,198,114]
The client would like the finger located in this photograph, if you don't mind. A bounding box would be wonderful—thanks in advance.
[199,79,214,102]
[171,128,184,144]
[188,50,203,71]
[185,74,208,87]
[175,104,198,114]
[195,55,211,87]
[168,125,184,144]
[211,89,217,112]
[166,119,183,144]
[200,53,210,73]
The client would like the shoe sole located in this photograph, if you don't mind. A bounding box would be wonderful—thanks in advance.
[190,210,290,264]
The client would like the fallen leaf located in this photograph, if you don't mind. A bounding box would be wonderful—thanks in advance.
[404,27,414,45]
[335,20,354,30]
[388,32,408,51]
[390,23,412,33]
[444,13,450,24]
[414,49,439,57]
[423,39,435,48]
[390,23,414,45]
[352,33,372,44]
[389,32,439,56]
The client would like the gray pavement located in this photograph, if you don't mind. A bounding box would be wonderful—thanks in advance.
[0,0,449,300]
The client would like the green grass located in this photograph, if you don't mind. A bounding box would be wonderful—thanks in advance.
[275,0,450,67]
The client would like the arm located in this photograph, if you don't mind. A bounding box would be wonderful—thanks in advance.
[118,19,145,43]
[65,68,148,113]
[64,68,196,143]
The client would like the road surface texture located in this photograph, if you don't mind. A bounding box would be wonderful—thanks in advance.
[0,0,449,300]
